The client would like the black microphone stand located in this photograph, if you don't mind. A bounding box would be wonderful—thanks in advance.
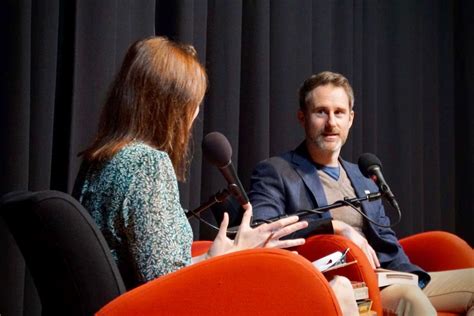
[250,192,382,227]
[186,189,231,219]
[187,190,396,232]
[296,192,382,217]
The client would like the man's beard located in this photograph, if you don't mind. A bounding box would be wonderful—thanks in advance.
[308,130,345,153]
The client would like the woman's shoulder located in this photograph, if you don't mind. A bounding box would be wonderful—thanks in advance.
[111,142,173,176]
[117,142,168,161]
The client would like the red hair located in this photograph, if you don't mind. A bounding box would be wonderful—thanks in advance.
[82,37,207,181]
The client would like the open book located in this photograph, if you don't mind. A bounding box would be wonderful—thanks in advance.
[312,249,357,273]
[375,268,418,287]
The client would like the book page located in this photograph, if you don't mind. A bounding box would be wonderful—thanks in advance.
[375,268,418,287]
[312,248,356,272]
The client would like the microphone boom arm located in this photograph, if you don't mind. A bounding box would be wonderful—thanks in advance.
[251,192,382,226]
[187,189,399,232]
[187,189,231,219]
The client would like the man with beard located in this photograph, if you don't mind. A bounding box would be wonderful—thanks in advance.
[248,71,473,315]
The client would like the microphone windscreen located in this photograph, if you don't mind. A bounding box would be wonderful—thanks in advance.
[202,132,232,167]
[358,153,383,178]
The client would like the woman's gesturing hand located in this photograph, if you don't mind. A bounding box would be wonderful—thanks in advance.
[207,203,307,259]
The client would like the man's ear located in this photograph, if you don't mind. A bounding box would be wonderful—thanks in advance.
[349,110,355,128]
[297,109,305,126]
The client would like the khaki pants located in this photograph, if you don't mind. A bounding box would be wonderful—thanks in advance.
[380,268,474,316]
[330,275,359,316]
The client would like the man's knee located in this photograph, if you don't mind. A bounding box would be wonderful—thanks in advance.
[330,275,353,291]
[382,284,436,315]
[399,284,423,299]
[329,275,358,316]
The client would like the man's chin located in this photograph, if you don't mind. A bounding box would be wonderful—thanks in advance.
[308,141,341,154]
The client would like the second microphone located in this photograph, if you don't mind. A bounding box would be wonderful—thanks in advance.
[202,132,249,206]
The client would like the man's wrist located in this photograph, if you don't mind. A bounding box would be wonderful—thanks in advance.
[332,220,350,236]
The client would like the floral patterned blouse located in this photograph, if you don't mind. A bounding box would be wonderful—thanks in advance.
[74,142,193,289]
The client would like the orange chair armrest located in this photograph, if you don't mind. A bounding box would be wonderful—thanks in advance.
[296,234,382,316]
[96,249,342,315]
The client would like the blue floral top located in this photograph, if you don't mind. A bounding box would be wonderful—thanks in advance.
[74,142,193,288]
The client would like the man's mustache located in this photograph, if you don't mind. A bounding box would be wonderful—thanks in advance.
[321,129,340,134]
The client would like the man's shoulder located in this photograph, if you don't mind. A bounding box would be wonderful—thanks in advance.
[251,149,310,185]
[255,149,297,169]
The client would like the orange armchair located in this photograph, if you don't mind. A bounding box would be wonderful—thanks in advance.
[400,231,474,316]
[296,231,473,316]
[191,240,213,256]
[96,248,343,315]
[399,231,474,272]
[192,236,385,315]
[296,234,383,316]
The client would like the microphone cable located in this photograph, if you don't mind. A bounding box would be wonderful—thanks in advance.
[186,208,240,234]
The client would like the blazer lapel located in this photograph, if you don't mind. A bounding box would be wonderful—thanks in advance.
[291,144,328,208]
[341,160,367,198]
[341,160,379,216]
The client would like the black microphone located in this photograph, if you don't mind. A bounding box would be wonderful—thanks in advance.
[358,153,400,210]
[202,132,249,206]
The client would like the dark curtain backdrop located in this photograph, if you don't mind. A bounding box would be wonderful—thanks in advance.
[1,0,472,315]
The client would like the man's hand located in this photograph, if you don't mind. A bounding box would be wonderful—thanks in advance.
[332,220,380,269]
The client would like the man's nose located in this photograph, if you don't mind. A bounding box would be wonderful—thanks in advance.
[326,113,336,127]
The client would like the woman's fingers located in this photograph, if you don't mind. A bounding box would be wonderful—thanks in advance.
[239,203,253,227]
[270,220,308,240]
[265,215,300,232]
[262,220,308,249]
[231,204,309,251]
[267,238,306,249]
[217,212,229,239]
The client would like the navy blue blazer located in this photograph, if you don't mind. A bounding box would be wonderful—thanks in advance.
[249,142,429,282]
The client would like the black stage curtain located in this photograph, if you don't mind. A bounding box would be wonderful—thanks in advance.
[1,1,472,314]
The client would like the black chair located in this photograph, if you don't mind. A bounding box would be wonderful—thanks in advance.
[0,190,126,315]
[1,191,347,316]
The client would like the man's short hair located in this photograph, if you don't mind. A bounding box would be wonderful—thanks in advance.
[299,71,354,110]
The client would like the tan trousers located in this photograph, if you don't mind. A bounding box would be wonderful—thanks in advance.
[330,275,359,316]
[380,268,474,316]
